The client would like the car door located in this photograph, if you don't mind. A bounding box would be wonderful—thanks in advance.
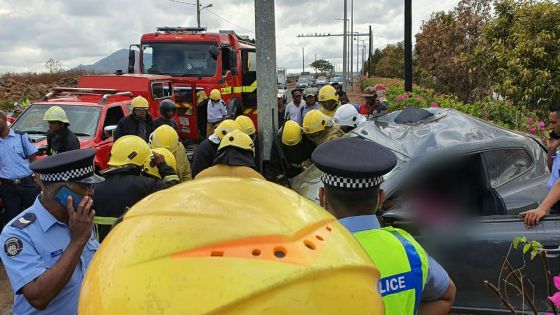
[95,105,125,169]
[382,150,560,313]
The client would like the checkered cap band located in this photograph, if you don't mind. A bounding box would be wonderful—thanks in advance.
[321,173,384,189]
[39,165,95,182]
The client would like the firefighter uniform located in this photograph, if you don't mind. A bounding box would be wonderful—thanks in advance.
[114,96,155,142]
[195,130,263,180]
[312,138,453,315]
[149,125,191,181]
[303,110,344,146]
[92,136,178,242]
[191,120,240,178]
[43,106,80,155]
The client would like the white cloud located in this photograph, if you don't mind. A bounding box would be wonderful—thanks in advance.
[0,0,459,73]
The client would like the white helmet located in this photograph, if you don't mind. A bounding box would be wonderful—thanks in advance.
[334,104,366,128]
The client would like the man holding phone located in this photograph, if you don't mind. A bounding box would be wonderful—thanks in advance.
[0,149,103,314]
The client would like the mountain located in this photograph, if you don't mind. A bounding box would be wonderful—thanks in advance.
[72,49,129,73]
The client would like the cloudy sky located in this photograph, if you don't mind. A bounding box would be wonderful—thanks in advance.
[0,0,458,74]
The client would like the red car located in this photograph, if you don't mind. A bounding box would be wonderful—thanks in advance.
[10,87,132,171]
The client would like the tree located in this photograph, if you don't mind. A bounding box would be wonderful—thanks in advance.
[415,0,492,102]
[310,59,334,74]
[474,0,560,112]
[374,42,405,79]
[45,58,63,74]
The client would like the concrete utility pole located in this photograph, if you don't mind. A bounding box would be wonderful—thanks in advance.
[350,0,354,91]
[404,0,412,92]
[255,0,277,162]
[343,0,348,90]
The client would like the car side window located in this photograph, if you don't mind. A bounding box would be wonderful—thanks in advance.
[104,106,125,128]
[483,149,533,188]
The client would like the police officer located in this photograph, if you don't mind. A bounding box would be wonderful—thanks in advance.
[313,138,456,315]
[43,106,80,155]
[0,110,41,228]
[153,99,178,130]
[302,110,344,146]
[196,130,263,180]
[191,119,240,178]
[92,135,178,242]
[114,96,155,142]
[0,148,103,314]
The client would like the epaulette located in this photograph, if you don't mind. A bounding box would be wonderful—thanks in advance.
[10,213,37,229]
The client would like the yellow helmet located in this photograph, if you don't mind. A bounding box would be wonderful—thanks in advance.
[149,125,179,154]
[210,89,221,101]
[218,129,255,155]
[318,85,338,102]
[43,106,69,123]
[131,96,149,110]
[79,178,384,315]
[143,148,177,179]
[235,115,256,136]
[303,110,330,134]
[214,119,241,140]
[282,120,302,146]
[108,135,151,167]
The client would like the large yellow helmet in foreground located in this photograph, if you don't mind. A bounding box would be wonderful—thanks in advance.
[79,178,384,314]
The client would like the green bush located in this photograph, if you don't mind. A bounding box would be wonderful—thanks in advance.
[362,77,548,141]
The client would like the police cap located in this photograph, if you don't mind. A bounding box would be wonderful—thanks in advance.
[311,138,397,190]
[30,149,104,184]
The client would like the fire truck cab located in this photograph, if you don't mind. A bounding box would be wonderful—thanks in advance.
[128,27,257,142]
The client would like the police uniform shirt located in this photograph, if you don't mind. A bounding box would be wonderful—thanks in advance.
[339,214,451,301]
[548,153,560,191]
[0,129,38,179]
[0,197,99,315]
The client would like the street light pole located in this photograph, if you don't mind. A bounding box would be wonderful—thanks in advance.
[197,0,201,28]
[350,0,354,91]
[404,0,412,92]
[342,0,347,90]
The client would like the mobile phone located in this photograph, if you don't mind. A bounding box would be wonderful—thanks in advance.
[55,185,83,210]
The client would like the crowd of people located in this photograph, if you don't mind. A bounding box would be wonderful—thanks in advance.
[0,82,460,314]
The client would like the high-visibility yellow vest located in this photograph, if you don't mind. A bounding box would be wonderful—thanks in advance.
[354,226,429,315]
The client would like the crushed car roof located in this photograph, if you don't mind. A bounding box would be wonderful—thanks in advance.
[351,108,526,158]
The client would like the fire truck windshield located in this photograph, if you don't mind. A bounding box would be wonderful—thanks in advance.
[141,42,218,77]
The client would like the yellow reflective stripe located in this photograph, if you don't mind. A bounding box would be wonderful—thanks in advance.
[163,175,180,182]
[221,87,232,95]
[226,81,257,94]
[243,108,252,114]
[93,216,118,226]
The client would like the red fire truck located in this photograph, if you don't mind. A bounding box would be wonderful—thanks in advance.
[127,27,257,142]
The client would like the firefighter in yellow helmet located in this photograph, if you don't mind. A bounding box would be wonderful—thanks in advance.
[206,89,227,138]
[42,105,80,155]
[143,148,179,183]
[149,125,192,181]
[192,119,241,178]
[266,120,316,183]
[92,135,178,242]
[318,85,341,118]
[79,177,385,314]
[114,96,154,142]
[196,129,263,179]
[235,115,260,170]
[302,109,344,146]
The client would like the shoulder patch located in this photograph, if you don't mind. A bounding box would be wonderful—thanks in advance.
[10,213,37,229]
[4,237,23,257]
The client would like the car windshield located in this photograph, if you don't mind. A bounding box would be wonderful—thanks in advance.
[332,77,343,82]
[141,42,218,77]
[12,104,101,138]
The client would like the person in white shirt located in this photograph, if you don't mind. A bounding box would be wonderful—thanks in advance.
[206,89,227,137]
[284,89,304,125]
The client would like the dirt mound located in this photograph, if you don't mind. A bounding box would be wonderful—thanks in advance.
[0,76,79,105]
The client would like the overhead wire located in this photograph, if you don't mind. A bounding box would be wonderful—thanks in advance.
[205,8,254,34]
